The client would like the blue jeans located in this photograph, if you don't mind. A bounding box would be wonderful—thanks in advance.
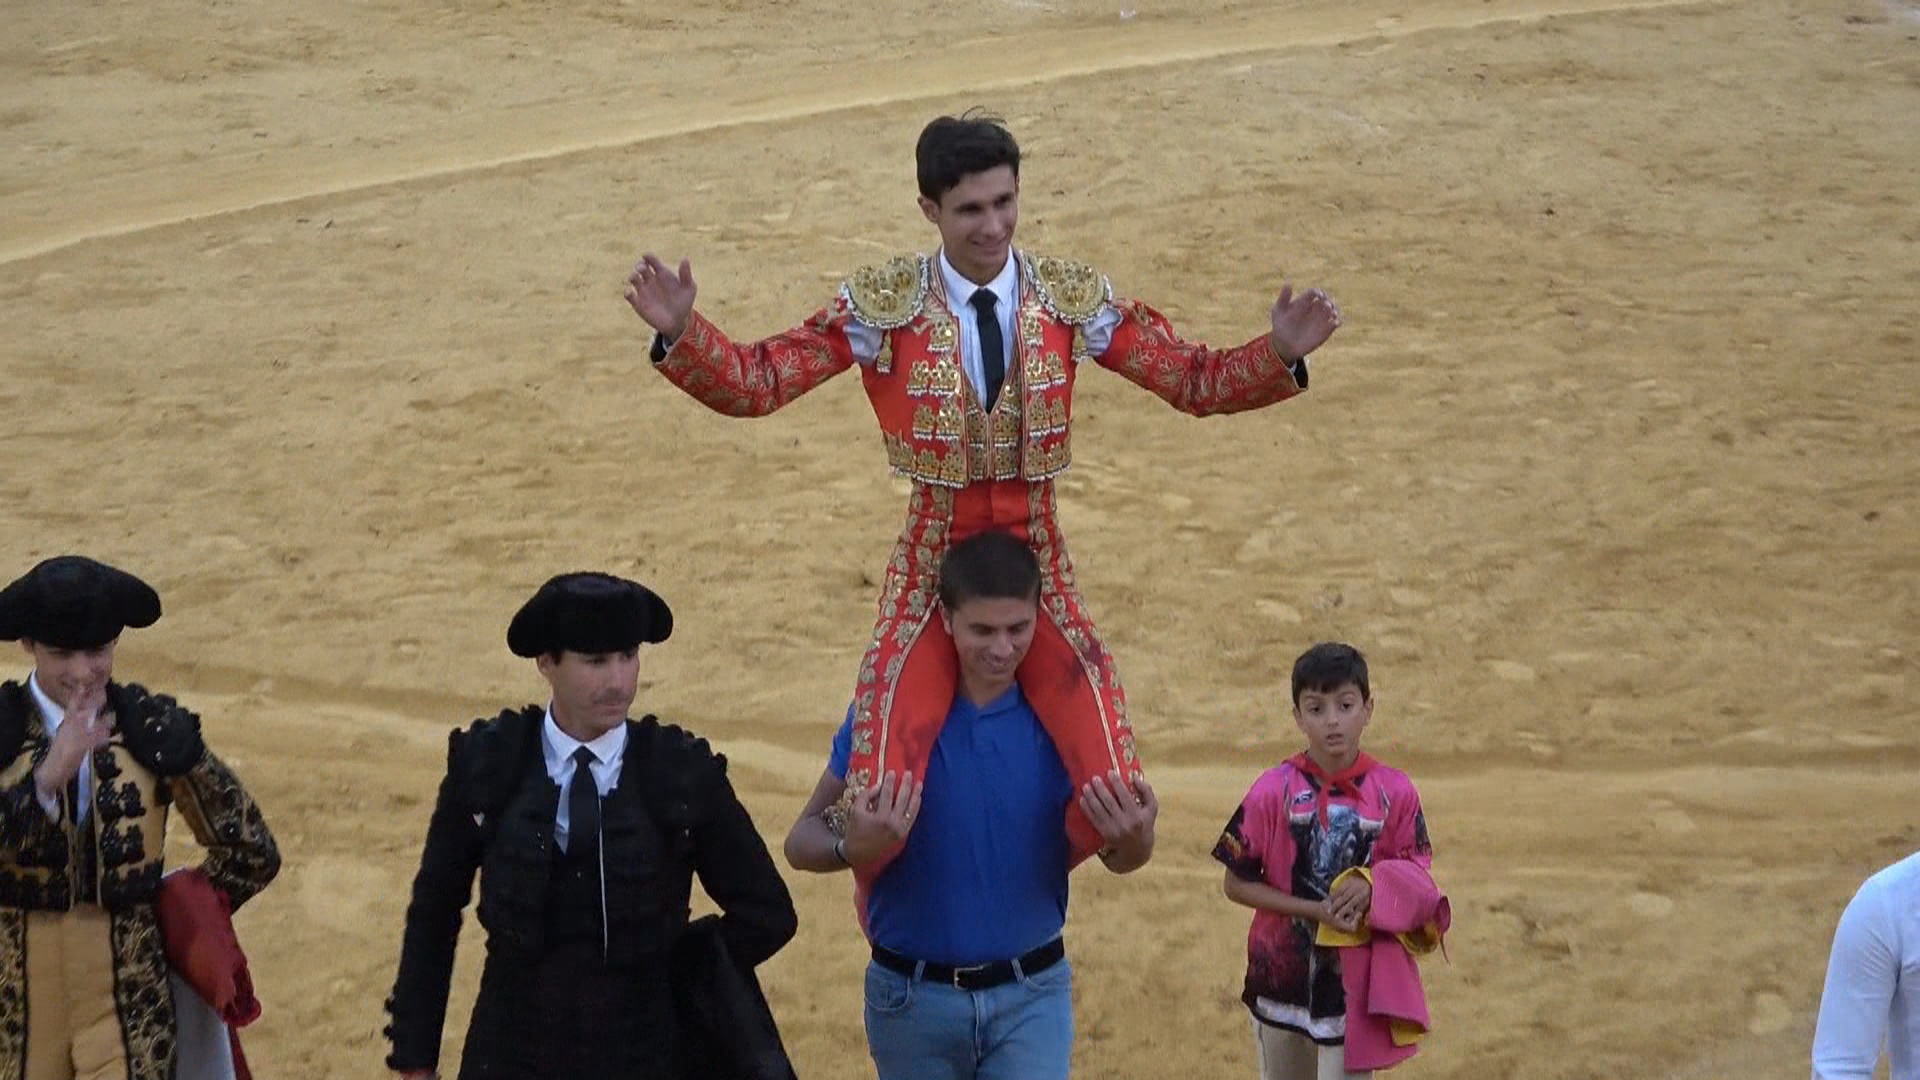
[863,955,1075,1080]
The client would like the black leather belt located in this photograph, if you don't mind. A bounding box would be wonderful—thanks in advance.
[871,936,1065,991]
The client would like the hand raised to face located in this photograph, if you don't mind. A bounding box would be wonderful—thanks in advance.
[35,682,111,798]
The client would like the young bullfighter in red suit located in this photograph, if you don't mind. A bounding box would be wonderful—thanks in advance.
[625,112,1342,880]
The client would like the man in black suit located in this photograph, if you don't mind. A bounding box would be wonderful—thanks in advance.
[384,572,798,1079]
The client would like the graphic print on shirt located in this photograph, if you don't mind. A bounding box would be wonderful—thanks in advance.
[1214,764,1417,1043]
[1294,797,1384,902]
[1214,803,1262,881]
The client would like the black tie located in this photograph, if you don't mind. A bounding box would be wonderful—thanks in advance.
[68,766,99,904]
[970,287,1006,410]
[568,746,601,860]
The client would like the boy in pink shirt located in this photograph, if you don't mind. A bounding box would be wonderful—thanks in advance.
[1213,642,1433,1080]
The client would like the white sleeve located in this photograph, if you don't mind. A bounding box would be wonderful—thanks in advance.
[845,318,883,366]
[1812,876,1898,1079]
[1077,304,1124,360]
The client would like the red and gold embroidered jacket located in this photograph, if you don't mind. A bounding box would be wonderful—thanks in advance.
[653,251,1306,482]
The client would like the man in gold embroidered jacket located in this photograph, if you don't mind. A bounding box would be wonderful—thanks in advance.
[625,113,1341,882]
[0,557,280,1080]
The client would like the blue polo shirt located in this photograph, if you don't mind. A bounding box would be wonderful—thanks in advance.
[829,685,1072,966]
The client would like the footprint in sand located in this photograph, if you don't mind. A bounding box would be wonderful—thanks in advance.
[1387,586,1430,609]
[1256,599,1304,624]
[1487,659,1536,683]
[1648,800,1698,835]
[1627,892,1675,918]
[1747,991,1791,1036]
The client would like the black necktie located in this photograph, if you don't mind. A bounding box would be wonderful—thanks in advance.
[970,287,1006,410]
[68,767,99,904]
[567,746,601,859]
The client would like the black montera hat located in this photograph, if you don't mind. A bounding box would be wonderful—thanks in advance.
[0,556,163,650]
[506,572,673,658]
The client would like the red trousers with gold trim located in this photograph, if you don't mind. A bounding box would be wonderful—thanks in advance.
[846,479,1138,888]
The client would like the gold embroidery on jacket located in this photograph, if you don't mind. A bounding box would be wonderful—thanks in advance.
[0,910,22,1078]
[1024,254,1112,324]
[925,315,957,356]
[111,905,173,1080]
[96,744,165,906]
[842,255,929,329]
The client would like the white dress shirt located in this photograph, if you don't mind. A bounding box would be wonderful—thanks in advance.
[1814,850,1920,1079]
[841,250,1125,401]
[28,673,91,824]
[541,710,626,853]
[937,250,1020,403]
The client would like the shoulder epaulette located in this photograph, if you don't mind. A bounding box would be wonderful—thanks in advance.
[842,254,930,329]
[0,681,26,770]
[451,705,544,813]
[114,682,205,776]
[641,715,724,772]
[1024,253,1113,325]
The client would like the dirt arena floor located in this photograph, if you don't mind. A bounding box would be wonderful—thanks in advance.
[5,0,1918,1075]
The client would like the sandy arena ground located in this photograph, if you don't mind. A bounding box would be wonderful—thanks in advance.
[4,0,1918,1075]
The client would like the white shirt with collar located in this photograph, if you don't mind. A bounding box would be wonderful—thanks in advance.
[541,709,625,853]
[936,249,1021,402]
[841,250,1126,402]
[27,673,91,824]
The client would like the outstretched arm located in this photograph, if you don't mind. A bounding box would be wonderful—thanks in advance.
[1095,284,1340,416]
[625,252,857,417]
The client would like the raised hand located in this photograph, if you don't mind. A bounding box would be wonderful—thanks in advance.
[624,253,698,342]
[1268,284,1342,362]
[34,683,111,802]
[844,770,923,866]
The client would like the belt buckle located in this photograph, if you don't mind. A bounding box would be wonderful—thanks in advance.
[950,963,990,990]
